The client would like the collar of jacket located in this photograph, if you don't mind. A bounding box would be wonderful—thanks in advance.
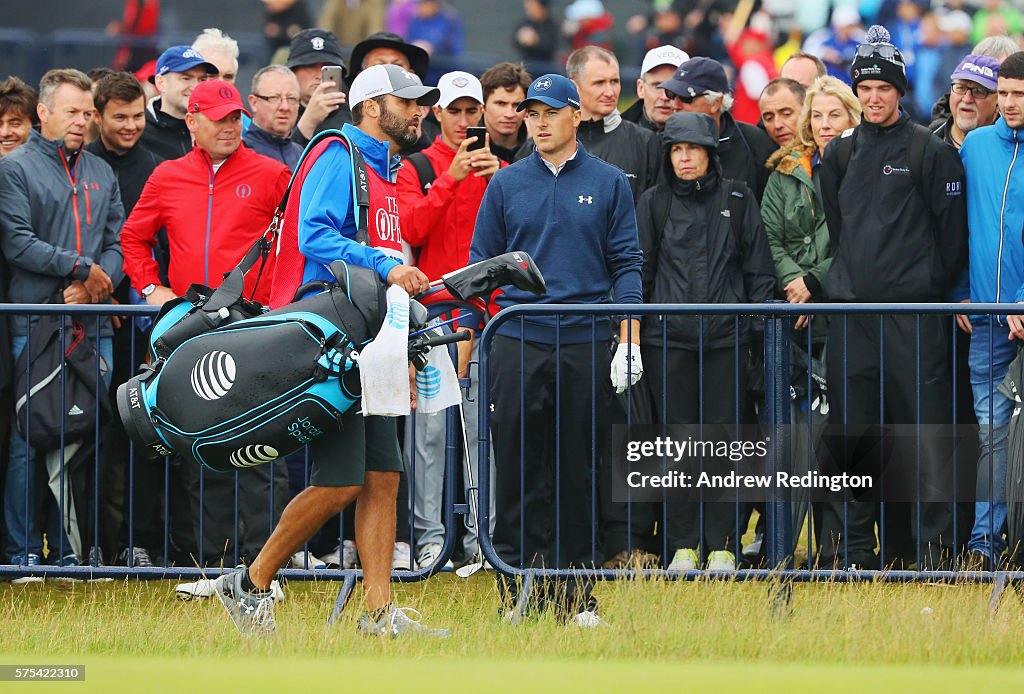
[87,135,144,161]
[26,128,81,168]
[246,121,295,148]
[342,122,400,181]
[579,110,622,137]
[767,143,816,177]
[858,109,912,137]
[622,99,659,132]
[670,158,721,197]
[994,114,1024,144]
[717,111,739,151]
[146,98,188,130]
[530,140,588,175]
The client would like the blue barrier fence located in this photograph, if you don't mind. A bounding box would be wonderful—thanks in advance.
[4,301,1024,618]
[475,303,1024,618]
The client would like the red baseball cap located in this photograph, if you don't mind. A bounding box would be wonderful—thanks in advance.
[188,79,251,120]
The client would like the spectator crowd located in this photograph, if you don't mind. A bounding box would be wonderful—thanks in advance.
[2,2,1024,615]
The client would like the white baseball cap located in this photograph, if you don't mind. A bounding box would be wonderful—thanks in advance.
[640,45,690,78]
[349,63,440,109]
[436,71,484,108]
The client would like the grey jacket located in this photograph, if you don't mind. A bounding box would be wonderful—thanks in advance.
[0,129,124,335]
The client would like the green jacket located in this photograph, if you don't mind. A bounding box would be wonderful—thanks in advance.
[761,149,831,298]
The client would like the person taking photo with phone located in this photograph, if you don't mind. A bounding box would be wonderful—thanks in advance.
[396,70,502,572]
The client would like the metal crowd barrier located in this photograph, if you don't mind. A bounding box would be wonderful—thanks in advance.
[0,303,472,621]
[475,303,1024,619]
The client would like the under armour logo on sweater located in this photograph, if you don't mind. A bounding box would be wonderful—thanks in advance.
[579,195,593,204]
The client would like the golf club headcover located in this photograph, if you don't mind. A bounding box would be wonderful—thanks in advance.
[441,251,546,301]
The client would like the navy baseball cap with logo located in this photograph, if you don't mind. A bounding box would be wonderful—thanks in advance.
[516,74,581,112]
[150,45,218,84]
[658,57,729,99]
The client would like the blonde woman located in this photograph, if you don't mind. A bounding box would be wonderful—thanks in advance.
[762,76,862,331]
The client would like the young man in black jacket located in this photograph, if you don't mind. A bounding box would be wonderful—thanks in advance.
[141,45,218,161]
[818,26,968,570]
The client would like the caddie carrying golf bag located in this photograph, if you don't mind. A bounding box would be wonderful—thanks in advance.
[117,226,543,476]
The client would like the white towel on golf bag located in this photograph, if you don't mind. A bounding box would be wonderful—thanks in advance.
[358,284,411,416]
[414,320,462,414]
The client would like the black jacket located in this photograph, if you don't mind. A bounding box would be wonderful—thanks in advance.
[515,112,661,201]
[717,111,776,202]
[819,111,968,302]
[621,98,658,133]
[636,140,774,350]
[84,138,162,216]
[292,101,353,148]
[140,98,192,161]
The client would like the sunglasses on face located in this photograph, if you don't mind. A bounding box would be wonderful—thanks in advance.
[664,89,700,104]
[855,43,898,60]
[950,82,994,99]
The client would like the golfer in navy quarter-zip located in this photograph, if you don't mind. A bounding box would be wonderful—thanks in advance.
[470,74,642,624]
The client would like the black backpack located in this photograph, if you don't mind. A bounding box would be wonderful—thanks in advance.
[14,308,112,450]
[404,151,436,195]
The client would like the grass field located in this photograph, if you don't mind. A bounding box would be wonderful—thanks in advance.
[3,572,1024,692]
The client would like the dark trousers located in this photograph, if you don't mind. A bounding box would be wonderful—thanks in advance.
[186,461,289,566]
[821,313,955,568]
[489,336,607,570]
[645,345,747,559]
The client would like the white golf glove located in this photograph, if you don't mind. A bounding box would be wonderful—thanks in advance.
[610,342,643,394]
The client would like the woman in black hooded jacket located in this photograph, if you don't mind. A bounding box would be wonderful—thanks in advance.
[635,110,775,572]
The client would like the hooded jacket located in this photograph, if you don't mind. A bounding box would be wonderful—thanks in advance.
[0,129,125,337]
[819,111,968,302]
[960,117,1024,310]
[515,111,662,201]
[636,113,775,350]
[140,98,192,161]
[121,143,290,306]
[761,144,831,299]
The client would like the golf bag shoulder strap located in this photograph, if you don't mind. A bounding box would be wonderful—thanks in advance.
[278,129,371,246]
[405,152,436,195]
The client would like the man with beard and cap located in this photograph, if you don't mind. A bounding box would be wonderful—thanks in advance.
[516,46,660,202]
[817,26,968,571]
[287,28,351,146]
[142,45,218,160]
[222,65,445,639]
[659,56,776,201]
[622,44,689,133]
[931,54,1000,149]
[349,31,436,153]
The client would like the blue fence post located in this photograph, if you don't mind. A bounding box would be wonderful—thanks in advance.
[764,303,793,571]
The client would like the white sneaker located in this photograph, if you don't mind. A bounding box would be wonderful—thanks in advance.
[320,540,358,569]
[289,550,325,570]
[176,577,285,602]
[415,543,454,571]
[706,550,737,572]
[573,610,608,628]
[667,548,699,571]
[393,542,413,571]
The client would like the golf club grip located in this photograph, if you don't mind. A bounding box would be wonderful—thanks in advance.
[421,331,471,348]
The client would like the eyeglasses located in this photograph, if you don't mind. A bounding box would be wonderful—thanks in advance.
[252,94,300,107]
[855,43,899,60]
[950,82,994,99]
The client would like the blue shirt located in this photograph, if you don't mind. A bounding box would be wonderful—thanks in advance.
[297,124,403,286]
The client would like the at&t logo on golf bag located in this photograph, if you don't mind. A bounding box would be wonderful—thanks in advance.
[191,350,237,400]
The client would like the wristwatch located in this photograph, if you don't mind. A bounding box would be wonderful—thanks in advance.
[141,284,157,298]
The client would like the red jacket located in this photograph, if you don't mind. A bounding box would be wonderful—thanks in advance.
[397,136,502,281]
[122,144,290,305]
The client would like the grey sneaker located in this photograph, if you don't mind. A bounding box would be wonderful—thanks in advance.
[213,568,276,637]
[357,606,450,639]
